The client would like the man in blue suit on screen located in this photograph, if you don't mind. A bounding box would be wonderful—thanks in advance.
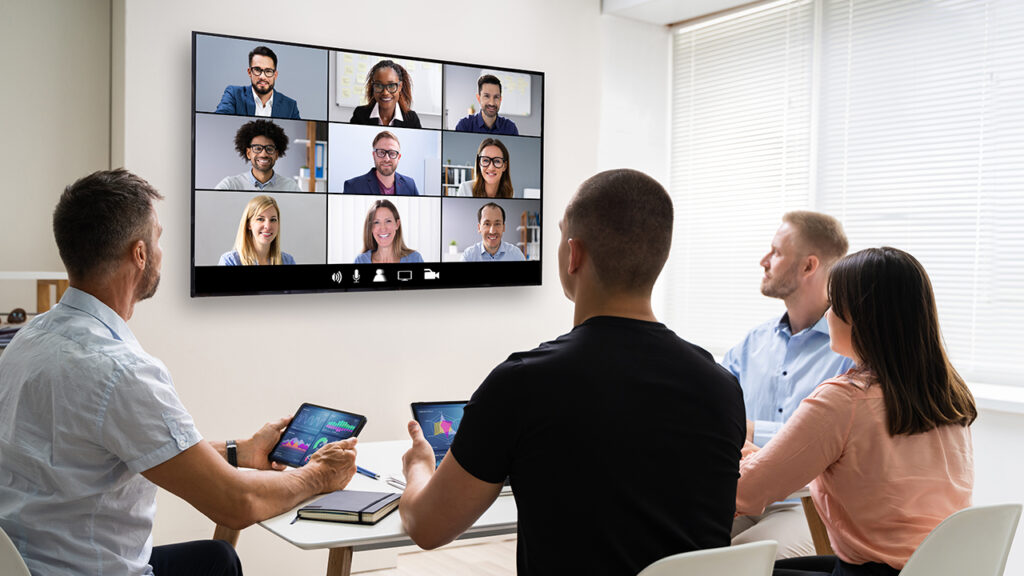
[215,46,301,119]
[342,131,420,196]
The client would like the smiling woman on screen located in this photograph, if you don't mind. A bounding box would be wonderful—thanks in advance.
[354,199,423,264]
[349,60,422,128]
[457,138,513,199]
[219,195,295,265]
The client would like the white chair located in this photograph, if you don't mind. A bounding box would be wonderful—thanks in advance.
[0,526,31,576]
[637,540,776,576]
[900,503,1022,576]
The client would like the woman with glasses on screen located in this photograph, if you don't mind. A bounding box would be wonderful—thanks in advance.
[735,247,975,576]
[456,138,514,198]
[354,199,423,264]
[349,60,422,128]
[219,195,296,265]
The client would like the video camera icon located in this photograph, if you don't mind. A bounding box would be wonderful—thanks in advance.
[423,269,440,280]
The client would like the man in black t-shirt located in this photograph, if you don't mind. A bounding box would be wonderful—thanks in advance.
[400,169,745,575]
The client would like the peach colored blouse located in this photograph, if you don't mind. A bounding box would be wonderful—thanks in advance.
[736,369,973,569]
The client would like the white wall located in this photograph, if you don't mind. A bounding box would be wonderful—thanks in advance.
[116,1,601,574]
[0,0,110,310]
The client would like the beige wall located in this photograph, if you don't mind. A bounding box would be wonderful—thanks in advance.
[0,0,110,311]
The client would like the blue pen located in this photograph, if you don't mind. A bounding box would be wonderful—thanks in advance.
[356,466,380,480]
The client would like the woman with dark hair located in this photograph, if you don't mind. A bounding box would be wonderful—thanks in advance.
[736,247,976,576]
[456,138,514,198]
[354,199,423,264]
[349,60,421,128]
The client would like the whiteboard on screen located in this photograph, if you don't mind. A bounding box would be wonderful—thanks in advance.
[335,53,443,116]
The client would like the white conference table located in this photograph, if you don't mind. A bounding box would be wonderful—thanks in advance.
[258,440,518,576]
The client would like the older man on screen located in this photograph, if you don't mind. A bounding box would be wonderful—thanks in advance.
[460,202,525,262]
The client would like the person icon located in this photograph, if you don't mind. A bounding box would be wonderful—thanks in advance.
[373,269,386,282]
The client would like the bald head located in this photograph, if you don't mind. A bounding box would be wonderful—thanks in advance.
[564,169,673,292]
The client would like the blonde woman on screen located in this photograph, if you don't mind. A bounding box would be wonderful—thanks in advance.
[219,195,296,265]
[354,199,423,264]
[456,138,513,198]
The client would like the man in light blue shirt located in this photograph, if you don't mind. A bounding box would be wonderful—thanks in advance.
[0,169,357,576]
[461,202,526,262]
[723,210,851,559]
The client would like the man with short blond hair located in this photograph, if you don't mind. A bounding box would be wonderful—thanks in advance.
[724,210,853,558]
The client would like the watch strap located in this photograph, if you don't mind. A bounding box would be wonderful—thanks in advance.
[226,439,238,467]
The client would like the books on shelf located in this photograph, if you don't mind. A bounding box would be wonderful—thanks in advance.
[296,490,400,525]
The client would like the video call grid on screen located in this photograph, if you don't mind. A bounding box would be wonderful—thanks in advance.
[191,32,544,297]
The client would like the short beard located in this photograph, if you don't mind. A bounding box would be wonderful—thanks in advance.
[760,274,797,299]
[252,80,273,96]
[136,247,160,302]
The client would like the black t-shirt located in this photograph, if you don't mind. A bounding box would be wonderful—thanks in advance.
[451,316,745,576]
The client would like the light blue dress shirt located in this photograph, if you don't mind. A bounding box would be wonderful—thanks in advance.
[0,288,201,576]
[460,241,526,262]
[721,312,853,447]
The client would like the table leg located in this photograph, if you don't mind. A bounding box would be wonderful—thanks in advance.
[801,495,834,555]
[326,547,353,576]
[212,524,240,548]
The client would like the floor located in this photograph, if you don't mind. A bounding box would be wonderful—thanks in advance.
[361,537,517,576]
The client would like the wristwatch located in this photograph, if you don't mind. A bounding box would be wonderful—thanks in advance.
[226,439,238,467]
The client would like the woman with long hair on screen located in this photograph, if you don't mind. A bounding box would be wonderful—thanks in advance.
[349,59,421,128]
[735,247,976,576]
[354,199,423,264]
[219,195,296,265]
[456,138,514,198]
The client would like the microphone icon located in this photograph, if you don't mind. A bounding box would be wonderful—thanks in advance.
[352,270,361,283]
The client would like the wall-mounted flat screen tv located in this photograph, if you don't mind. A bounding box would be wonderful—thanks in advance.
[191,32,543,296]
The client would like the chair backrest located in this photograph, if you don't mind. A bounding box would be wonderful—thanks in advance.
[900,503,1022,576]
[0,527,31,576]
[637,540,777,576]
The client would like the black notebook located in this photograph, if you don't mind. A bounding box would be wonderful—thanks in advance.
[296,490,400,525]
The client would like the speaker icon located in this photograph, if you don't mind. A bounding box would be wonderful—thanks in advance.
[331,271,344,284]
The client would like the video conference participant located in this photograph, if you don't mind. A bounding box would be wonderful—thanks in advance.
[723,211,852,558]
[456,138,513,198]
[343,130,420,196]
[349,60,422,128]
[354,199,423,264]
[737,247,976,576]
[219,195,295,266]
[399,169,745,575]
[215,45,301,119]
[460,202,524,262]
[454,74,519,136]
[215,119,301,192]
[0,169,358,576]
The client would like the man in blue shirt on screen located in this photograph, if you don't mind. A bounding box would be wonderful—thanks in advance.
[723,210,852,559]
[454,74,519,135]
[215,45,301,119]
[399,169,745,575]
[460,202,525,262]
[0,169,357,576]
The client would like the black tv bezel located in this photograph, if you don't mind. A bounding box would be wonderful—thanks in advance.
[190,31,544,297]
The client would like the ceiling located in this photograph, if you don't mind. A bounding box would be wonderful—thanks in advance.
[601,0,754,25]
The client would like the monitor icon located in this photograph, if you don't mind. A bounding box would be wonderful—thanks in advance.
[397,270,412,281]
[424,269,440,280]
